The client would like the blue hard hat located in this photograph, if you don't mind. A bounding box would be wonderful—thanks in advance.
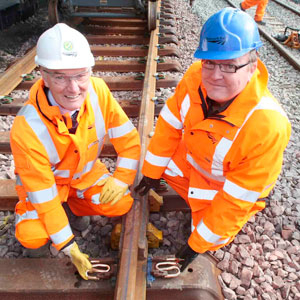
[194,7,263,60]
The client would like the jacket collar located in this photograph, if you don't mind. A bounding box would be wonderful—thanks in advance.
[28,79,87,133]
[188,59,268,128]
[217,59,269,127]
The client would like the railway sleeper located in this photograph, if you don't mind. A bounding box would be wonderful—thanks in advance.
[0,253,222,299]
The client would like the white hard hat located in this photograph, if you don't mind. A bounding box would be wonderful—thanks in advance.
[35,23,95,69]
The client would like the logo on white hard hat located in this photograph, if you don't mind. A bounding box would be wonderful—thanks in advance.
[63,41,74,51]
[62,41,77,57]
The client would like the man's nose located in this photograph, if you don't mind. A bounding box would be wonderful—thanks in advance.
[67,78,80,90]
[210,65,224,79]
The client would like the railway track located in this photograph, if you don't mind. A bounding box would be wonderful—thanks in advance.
[226,0,300,71]
[0,1,223,299]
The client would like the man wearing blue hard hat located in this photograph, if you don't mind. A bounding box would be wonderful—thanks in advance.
[135,7,291,271]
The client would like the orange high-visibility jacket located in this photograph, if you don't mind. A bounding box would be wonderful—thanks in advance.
[142,59,291,253]
[241,0,268,22]
[10,77,141,250]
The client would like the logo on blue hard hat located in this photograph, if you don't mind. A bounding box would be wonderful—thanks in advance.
[206,37,227,45]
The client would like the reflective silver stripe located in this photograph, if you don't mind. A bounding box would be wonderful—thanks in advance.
[18,104,60,165]
[180,94,190,125]
[191,219,230,247]
[187,154,225,182]
[196,219,222,244]
[211,96,289,177]
[108,120,135,139]
[91,193,101,204]
[50,224,73,245]
[53,169,70,178]
[145,151,171,167]
[188,187,217,200]
[215,237,230,245]
[89,84,106,147]
[257,96,289,118]
[164,159,184,177]
[78,84,106,180]
[94,173,110,184]
[76,173,111,198]
[76,189,85,199]
[117,157,138,170]
[73,85,107,180]
[211,138,232,177]
[160,104,183,130]
[16,175,22,186]
[15,210,39,225]
[73,160,96,179]
[223,179,260,203]
[27,184,58,204]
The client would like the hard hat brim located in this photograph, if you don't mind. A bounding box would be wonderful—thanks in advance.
[193,45,262,60]
[35,55,95,70]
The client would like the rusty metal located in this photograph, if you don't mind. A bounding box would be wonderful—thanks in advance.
[160,19,175,26]
[91,45,180,57]
[84,18,147,27]
[84,25,148,35]
[86,34,179,45]
[92,60,182,72]
[48,0,59,25]
[15,76,179,91]
[113,0,161,297]
[0,255,223,299]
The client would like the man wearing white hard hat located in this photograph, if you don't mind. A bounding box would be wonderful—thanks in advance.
[10,23,141,280]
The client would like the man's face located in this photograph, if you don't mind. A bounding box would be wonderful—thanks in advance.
[201,53,257,103]
[40,67,91,111]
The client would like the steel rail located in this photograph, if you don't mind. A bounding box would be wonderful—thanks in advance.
[270,0,300,16]
[226,0,300,71]
[114,1,161,298]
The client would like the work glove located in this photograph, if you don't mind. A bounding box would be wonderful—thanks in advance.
[176,243,199,272]
[134,176,161,196]
[99,176,128,205]
[62,242,92,280]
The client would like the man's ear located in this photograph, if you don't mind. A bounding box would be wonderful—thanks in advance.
[40,69,49,88]
[248,61,258,81]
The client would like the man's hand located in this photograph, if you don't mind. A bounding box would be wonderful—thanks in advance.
[134,176,161,196]
[176,244,199,272]
[100,177,128,205]
[62,242,92,280]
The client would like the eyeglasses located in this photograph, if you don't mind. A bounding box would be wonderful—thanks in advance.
[42,69,91,85]
[202,60,251,73]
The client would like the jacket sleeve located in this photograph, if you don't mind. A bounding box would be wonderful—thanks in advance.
[141,80,189,179]
[10,115,74,250]
[97,80,141,185]
[189,109,291,253]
